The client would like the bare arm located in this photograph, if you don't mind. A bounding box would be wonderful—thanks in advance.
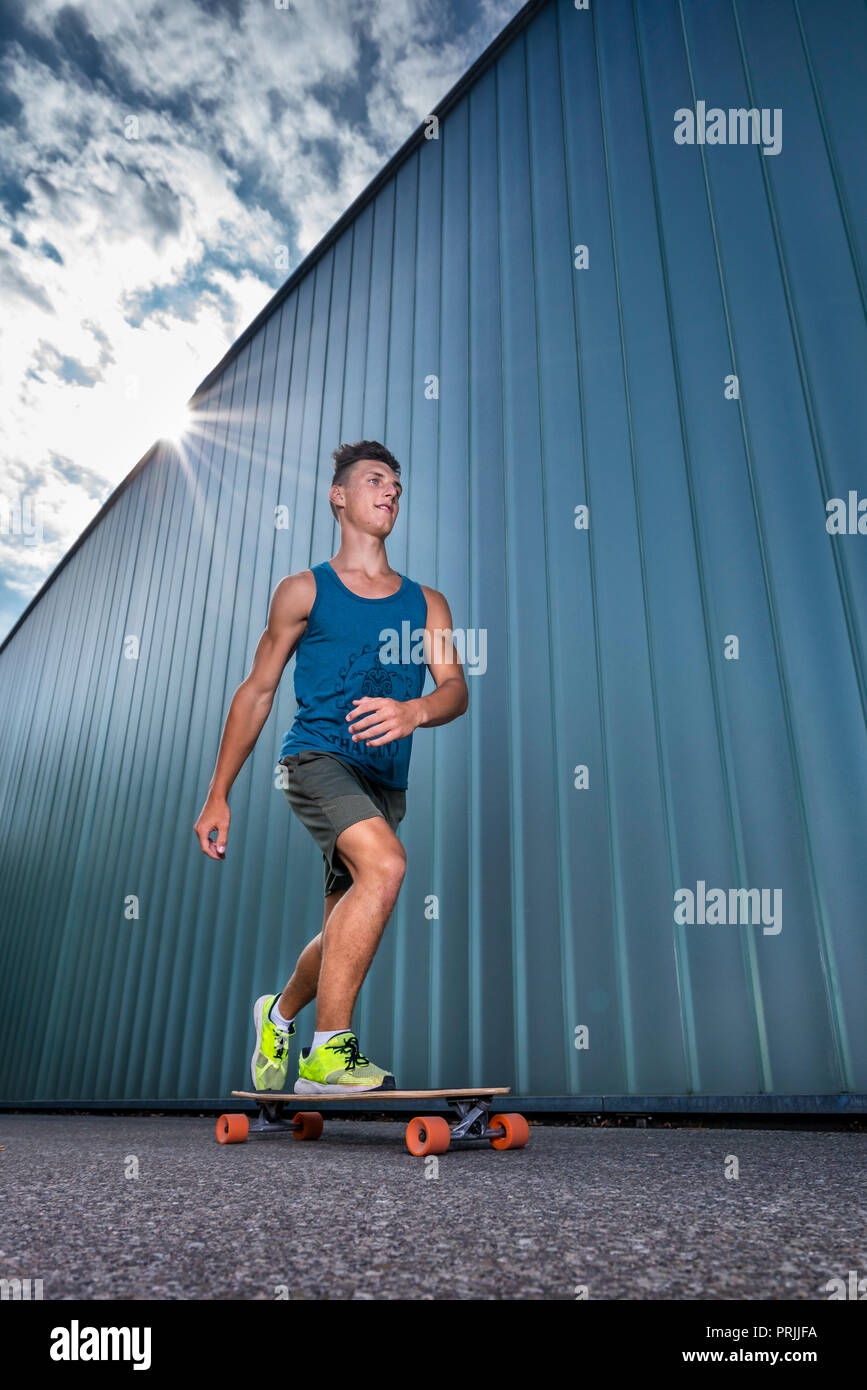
[345,586,468,746]
[193,570,315,859]
[413,586,468,728]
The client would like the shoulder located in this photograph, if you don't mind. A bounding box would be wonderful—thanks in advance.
[416,583,453,622]
[270,568,318,620]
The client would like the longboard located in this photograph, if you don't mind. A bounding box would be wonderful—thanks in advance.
[217,1086,529,1157]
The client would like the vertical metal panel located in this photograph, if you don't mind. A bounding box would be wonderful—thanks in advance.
[1,0,865,1104]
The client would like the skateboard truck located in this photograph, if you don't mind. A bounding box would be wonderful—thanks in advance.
[249,1102,298,1136]
[444,1096,503,1142]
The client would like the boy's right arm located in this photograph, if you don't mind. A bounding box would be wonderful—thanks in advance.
[193,570,315,860]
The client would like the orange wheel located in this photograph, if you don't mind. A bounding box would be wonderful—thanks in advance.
[292,1110,324,1141]
[489,1113,530,1150]
[216,1113,249,1144]
[405,1115,451,1156]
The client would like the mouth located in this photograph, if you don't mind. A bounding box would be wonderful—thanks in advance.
[376,504,394,514]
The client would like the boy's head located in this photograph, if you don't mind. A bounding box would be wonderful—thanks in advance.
[329,440,402,527]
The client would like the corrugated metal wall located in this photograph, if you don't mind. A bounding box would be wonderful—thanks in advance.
[1,0,865,1106]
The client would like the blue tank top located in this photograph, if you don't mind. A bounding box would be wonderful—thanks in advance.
[280,560,429,789]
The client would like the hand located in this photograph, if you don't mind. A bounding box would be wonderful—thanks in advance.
[194,795,230,859]
[346,697,420,746]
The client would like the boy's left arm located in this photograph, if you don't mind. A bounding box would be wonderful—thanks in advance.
[411,585,468,730]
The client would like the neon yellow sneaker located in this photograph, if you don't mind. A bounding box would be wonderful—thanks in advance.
[294,1032,396,1094]
[250,993,296,1092]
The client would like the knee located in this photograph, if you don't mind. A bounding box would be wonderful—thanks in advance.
[337,821,406,896]
[363,842,406,897]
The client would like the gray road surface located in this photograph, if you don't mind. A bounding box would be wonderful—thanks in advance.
[1,1115,864,1300]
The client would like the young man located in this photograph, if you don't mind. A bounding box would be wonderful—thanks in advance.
[193,441,468,1094]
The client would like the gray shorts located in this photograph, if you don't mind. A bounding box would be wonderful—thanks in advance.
[278,749,407,896]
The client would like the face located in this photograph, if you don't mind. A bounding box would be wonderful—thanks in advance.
[334,459,402,533]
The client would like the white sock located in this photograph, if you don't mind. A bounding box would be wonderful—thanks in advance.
[311,1028,350,1051]
[269,998,295,1030]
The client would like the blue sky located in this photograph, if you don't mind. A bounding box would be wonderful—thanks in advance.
[0,0,523,643]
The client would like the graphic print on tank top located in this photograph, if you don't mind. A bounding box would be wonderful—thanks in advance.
[331,642,421,774]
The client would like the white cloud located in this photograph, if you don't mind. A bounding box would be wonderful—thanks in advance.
[0,0,525,643]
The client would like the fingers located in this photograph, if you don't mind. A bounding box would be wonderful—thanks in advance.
[194,818,228,859]
[347,697,375,715]
[352,720,391,743]
[198,831,218,858]
[346,699,385,728]
[348,711,388,734]
[364,730,397,746]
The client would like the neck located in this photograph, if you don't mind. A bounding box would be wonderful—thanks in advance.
[331,532,392,578]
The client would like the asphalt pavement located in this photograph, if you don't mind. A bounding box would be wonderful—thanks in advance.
[1,1114,864,1300]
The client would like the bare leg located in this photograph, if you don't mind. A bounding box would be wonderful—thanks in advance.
[276,884,349,1020]
[314,816,406,1030]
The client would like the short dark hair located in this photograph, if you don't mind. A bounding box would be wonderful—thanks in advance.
[329,440,401,521]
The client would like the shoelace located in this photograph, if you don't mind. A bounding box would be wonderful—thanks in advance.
[270,1014,293,1060]
[326,1035,370,1071]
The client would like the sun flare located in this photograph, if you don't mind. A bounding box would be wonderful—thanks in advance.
[157,401,194,447]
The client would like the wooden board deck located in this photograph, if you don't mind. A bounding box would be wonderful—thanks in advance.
[231,1086,511,1103]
